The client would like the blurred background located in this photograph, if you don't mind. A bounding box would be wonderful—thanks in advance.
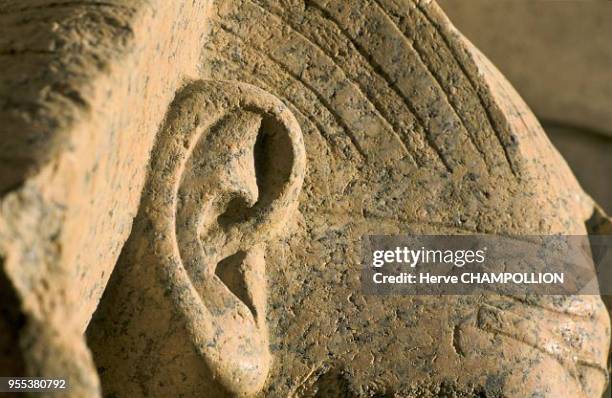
[439,0,612,214]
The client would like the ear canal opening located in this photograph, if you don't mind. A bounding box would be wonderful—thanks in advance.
[253,117,295,206]
[217,115,295,229]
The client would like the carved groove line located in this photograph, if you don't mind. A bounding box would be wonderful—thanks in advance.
[298,2,441,169]
[247,0,421,166]
[206,38,361,162]
[218,24,369,160]
[415,2,520,178]
[304,0,453,172]
[371,0,492,173]
[204,46,344,158]
[499,294,598,320]
[477,305,608,389]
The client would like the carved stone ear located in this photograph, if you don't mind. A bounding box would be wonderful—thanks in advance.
[137,80,305,396]
[173,82,306,279]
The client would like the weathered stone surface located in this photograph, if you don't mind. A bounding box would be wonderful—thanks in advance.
[0,0,211,396]
[87,1,610,397]
[437,0,612,216]
[0,0,609,397]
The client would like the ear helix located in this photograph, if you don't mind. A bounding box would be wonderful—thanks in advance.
[162,80,305,395]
